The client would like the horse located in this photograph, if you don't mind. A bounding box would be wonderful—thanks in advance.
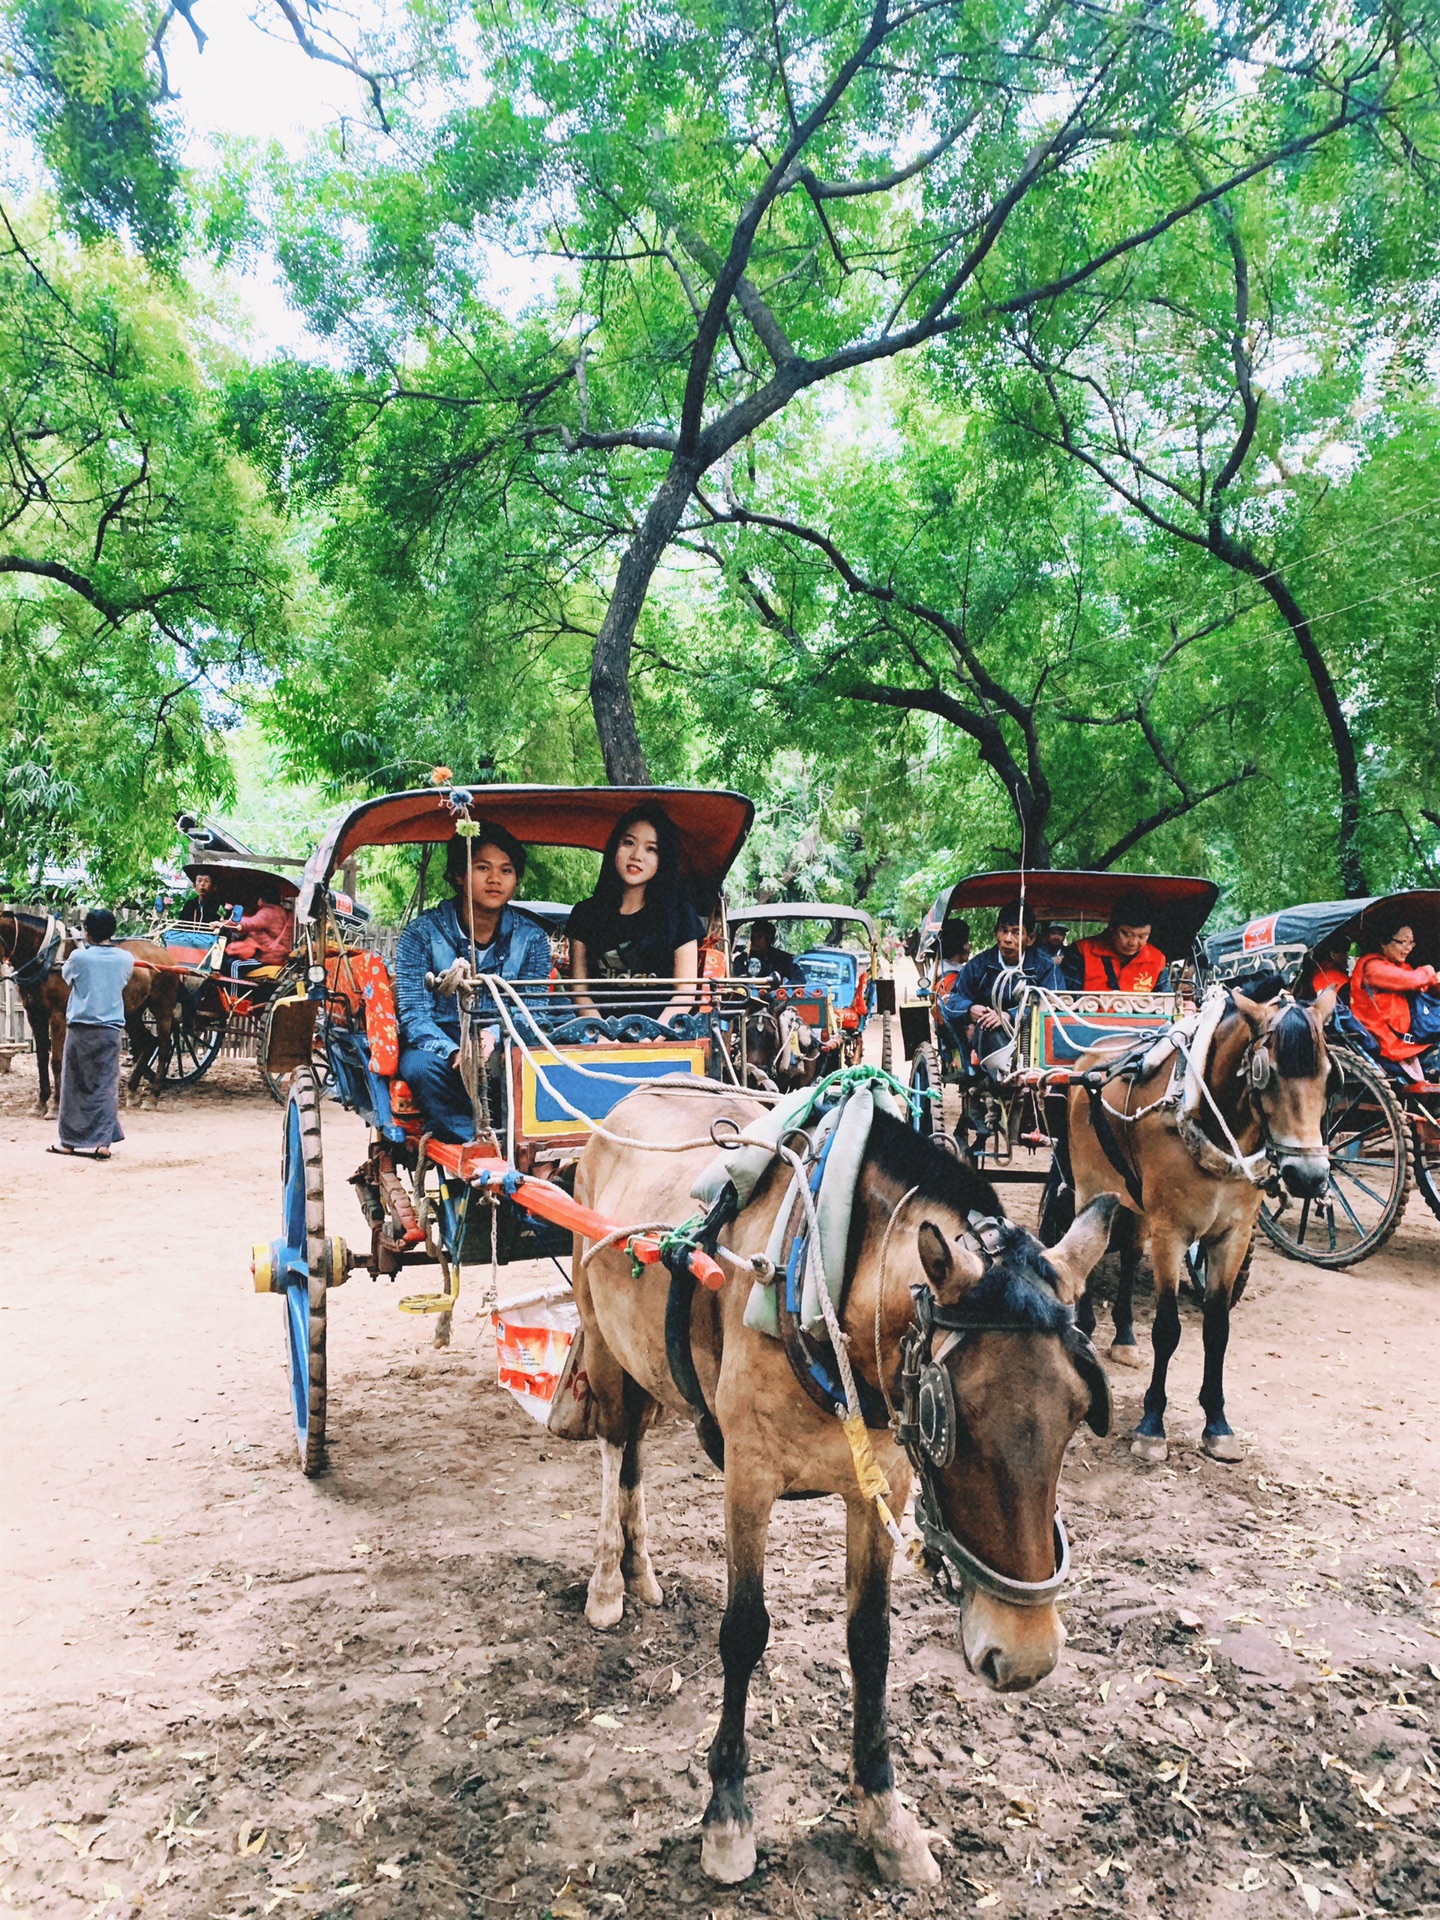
[1064,987,1334,1464]
[572,1088,1118,1889]
[742,1000,823,1092]
[0,907,184,1113]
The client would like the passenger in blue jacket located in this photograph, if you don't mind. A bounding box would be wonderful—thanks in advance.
[394,822,553,1142]
[937,900,1063,1076]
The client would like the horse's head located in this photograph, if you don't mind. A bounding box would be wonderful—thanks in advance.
[773,1005,820,1087]
[1232,989,1334,1199]
[901,1193,1118,1693]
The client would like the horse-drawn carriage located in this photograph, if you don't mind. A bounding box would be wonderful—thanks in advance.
[152,859,370,1095]
[1199,890,1440,1265]
[251,781,774,1472]
[728,902,893,1082]
[903,869,1217,1183]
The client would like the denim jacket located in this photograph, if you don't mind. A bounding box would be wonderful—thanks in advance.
[394,900,554,1058]
[938,944,1063,1027]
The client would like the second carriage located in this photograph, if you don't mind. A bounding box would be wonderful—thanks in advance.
[902,869,1217,1189]
[1200,890,1440,1266]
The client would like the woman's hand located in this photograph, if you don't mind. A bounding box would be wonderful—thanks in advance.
[568,938,600,1018]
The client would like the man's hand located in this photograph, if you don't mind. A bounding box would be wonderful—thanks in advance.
[972,1007,1005,1032]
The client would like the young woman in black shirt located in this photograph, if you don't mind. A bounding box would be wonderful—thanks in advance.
[567,805,704,1025]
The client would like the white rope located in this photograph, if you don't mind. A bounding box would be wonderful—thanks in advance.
[580,1221,671,1268]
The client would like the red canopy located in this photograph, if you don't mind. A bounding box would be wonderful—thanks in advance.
[925,870,1218,960]
[297,784,755,924]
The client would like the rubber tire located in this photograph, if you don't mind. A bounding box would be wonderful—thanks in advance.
[1413,1110,1440,1223]
[1257,1046,1411,1268]
[281,1065,328,1474]
[135,993,226,1087]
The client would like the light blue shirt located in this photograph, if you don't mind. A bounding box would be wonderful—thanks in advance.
[62,943,135,1027]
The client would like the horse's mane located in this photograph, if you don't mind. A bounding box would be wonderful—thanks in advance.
[865,1107,1003,1219]
[863,1112,1070,1330]
[1271,1002,1323,1078]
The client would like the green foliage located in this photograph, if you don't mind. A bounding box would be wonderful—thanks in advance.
[0,206,293,896]
[2,0,182,259]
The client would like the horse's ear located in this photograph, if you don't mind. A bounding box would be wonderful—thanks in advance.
[916,1221,984,1299]
[1231,989,1267,1032]
[1046,1194,1120,1305]
[1313,986,1338,1026]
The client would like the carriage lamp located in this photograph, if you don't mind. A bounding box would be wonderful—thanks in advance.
[307,964,325,985]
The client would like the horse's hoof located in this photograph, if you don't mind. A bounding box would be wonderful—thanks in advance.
[854,1790,942,1888]
[700,1817,755,1885]
[584,1578,625,1631]
[1107,1341,1145,1370]
[1131,1433,1168,1463]
[624,1565,664,1608]
[1203,1429,1245,1462]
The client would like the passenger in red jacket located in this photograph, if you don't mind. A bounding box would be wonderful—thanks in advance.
[226,887,294,969]
[1350,919,1440,1079]
[1062,890,1171,994]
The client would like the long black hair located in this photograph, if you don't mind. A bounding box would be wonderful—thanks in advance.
[590,804,686,944]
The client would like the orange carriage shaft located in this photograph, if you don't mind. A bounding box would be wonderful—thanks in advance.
[423,1143,726,1291]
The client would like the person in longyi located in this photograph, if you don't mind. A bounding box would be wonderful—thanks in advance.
[51,908,134,1161]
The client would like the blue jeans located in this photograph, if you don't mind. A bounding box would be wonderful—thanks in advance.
[397,1043,506,1143]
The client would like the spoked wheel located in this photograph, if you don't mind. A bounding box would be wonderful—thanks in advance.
[252,1066,331,1473]
[1412,1099,1440,1223]
[137,992,227,1087]
[909,1041,963,1149]
[1258,1047,1411,1268]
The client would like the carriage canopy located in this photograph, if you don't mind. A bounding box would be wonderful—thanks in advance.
[919,870,1218,961]
[183,861,300,911]
[296,785,755,926]
[729,902,879,946]
[1203,891,1440,973]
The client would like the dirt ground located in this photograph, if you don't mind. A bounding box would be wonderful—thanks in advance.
[2,1051,1439,1920]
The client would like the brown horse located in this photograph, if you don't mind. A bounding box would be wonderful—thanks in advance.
[0,907,184,1113]
[741,1000,822,1092]
[572,1089,1117,1889]
[1065,988,1335,1464]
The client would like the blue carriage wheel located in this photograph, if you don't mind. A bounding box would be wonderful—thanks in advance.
[280,1064,328,1473]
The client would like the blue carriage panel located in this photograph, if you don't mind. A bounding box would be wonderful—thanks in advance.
[517,1042,709,1140]
[1028,995,1178,1068]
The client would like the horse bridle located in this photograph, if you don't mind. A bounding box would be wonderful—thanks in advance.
[1235,995,1332,1170]
[894,1216,1111,1611]
[0,909,62,990]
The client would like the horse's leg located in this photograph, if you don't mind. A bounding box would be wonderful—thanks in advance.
[1108,1209,1145,1368]
[47,1008,66,1117]
[1132,1225,1185,1463]
[700,1468,773,1886]
[846,1492,940,1888]
[584,1328,636,1632]
[1198,1224,1251,1463]
[28,998,50,1112]
[1075,1282,1096,1340]
[618,1372,663,1607]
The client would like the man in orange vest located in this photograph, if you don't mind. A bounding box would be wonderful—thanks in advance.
[1062,890,1171,994]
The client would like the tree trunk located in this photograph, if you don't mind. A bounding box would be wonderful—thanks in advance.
[1209,527,1367,895]
[589,460,699,783]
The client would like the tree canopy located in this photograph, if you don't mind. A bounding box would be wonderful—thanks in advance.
[1,0,1437,912]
